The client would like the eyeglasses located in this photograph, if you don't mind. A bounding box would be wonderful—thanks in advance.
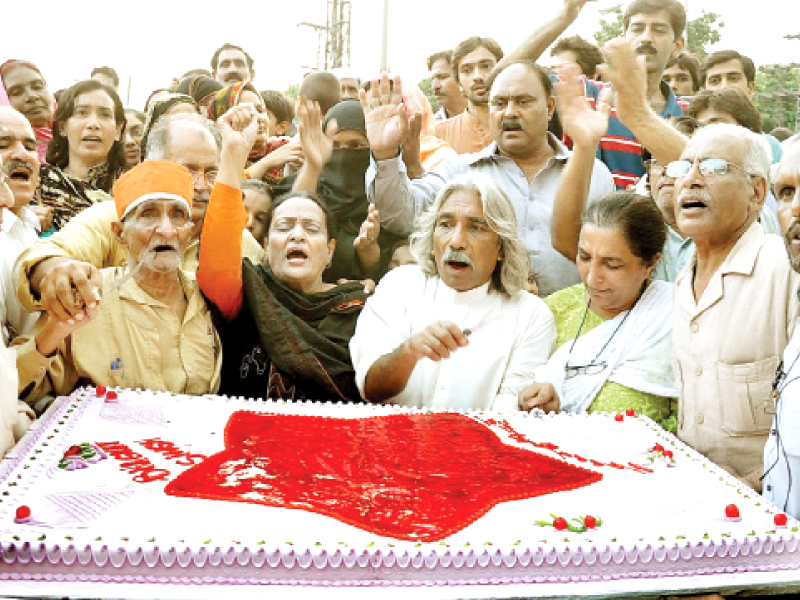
[564,360,608,379]
[665,158,752,179]
[189,169,218,187]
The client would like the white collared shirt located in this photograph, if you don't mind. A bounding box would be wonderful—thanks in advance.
[350,265,556,411]
[1,207,40,343]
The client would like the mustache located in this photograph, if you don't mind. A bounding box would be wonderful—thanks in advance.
[677,188,713,203]
[3,159,34,175]
[635,43,658,55]
[442,249,475,267]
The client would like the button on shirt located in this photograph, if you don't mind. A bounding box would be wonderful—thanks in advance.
[350,265,557,411]
[1,207,40,344]
[674,223,800,483]
[764,316,800,518]
[366,135,615,297]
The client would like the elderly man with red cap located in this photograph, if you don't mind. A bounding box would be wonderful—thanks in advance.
[13,159,222,403]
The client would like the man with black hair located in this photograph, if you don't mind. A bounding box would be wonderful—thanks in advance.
[90,66,119,91]
[426,50,467,123]
[211,43,254,85]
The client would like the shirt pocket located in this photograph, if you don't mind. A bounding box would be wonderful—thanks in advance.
[717,356,778,437]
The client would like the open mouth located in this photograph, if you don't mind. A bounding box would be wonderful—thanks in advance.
[151,244,177,253]
[8,166,32,183]
[286,248,308,263]
[82,135,103,143]
[445,260,470,271]
[680,198,707,210]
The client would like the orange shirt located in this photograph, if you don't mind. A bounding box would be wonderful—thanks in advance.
[433,109,492,155]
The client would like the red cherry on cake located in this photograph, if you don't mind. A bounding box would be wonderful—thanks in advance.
[584,515,597,529]
[725,504,740,519]
[775,513,789,527]
[95,386,107,396]
[653,444,664,452]
[105,390,118,401]
[65,445,82,456]
[15,505,31,521]
[663,450,673,459]
[625,409,635,417]
[614,414,624,422]
[553,517,567,531]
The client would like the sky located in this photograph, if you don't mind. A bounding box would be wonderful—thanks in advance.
[6,0,799,110]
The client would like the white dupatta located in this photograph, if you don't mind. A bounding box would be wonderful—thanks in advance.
[542,280,677,414]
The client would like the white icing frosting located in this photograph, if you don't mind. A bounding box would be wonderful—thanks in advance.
[0,387,798,586]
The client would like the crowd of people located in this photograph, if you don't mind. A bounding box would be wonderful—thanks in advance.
[2,0,800,532]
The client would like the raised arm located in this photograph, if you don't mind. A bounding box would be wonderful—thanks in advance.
[497,0,596,70]
[292,99,336,195]
[598,39,688,166]
[362,74,444,235]
[551,76,611,261]
[197,105,258,319]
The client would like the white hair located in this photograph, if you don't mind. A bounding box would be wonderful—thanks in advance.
[410,173,529,296]
[691,122,771,182]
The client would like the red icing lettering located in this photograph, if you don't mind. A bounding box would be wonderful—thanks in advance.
[97,441,172,483]
[475,418,654,475]
[135,438,206,466]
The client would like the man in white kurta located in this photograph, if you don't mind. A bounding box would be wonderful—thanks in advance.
[351,265,555,411]
[350,173,556,411]
[764,138,800,516]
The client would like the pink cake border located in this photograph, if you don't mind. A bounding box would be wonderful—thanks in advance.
[1,387,799,587]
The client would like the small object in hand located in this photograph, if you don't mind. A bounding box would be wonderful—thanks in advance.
[462,328,472,337]
[95,385,107,396]
[105,390,119,403]
[15,505,31,523]
[775,513,789,527]
[725,504,741,521]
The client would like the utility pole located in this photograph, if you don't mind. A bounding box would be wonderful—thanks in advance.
[297,1,351,70]
[380,0,389,72]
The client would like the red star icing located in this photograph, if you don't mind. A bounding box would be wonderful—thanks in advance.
[166,412,602,542]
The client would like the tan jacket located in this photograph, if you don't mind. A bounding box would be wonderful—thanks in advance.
[15,200,265,313]
[14,268,221,403]
[674,223,800,486]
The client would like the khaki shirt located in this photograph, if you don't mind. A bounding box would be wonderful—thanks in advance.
[674,223,800,484]
[14,267,221,402]
[15,200,265,313]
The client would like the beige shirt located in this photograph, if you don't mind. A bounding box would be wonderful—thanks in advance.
[674,222,800,484]
[434,109,492,155]
[14,267,221,403]
[15,200,265,313]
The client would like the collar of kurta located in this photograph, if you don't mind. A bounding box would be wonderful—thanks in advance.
[471,133,569,167]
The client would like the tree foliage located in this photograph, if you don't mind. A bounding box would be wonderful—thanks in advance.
[754,64,799,132]
[593,4,622,47]
[418,77,439,112]
[685,11,723,60]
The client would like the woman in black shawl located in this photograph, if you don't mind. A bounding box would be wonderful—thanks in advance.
[197,100,366,402]
[274,99,403,283]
